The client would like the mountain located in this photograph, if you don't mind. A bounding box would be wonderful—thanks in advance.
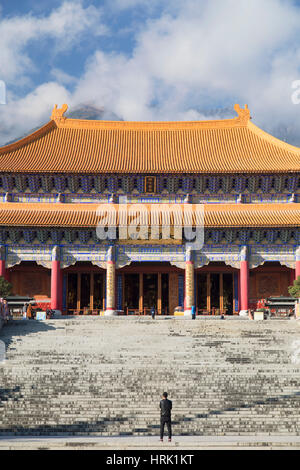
[66,104,122,121]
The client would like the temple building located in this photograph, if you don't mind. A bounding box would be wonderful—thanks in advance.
[0,103,299,316]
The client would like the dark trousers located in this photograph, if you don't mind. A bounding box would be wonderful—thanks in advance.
[160,418,172,439]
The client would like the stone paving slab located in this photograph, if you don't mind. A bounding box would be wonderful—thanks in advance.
[1,435,300,450]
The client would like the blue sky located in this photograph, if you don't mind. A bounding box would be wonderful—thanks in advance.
[0,0,300,145]
[0,0,158,85]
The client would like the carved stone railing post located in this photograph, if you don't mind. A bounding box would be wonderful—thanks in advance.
[184,247,194,317]
[105,245,117,316]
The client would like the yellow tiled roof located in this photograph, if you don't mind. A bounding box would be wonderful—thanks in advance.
[0,203,299,228]
[0,104,299,174]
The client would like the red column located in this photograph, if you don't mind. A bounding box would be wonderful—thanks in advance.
[238,272,241,312]
[0,260,6,279]
[239,245,249,313]
[290,269,296,286]
[296,261,300,281]
[0,259,9,282]
[58,267,63,312]
[240,260,249,311]
[51,260,61,311]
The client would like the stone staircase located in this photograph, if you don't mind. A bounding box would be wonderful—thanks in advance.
[0,317,300,437]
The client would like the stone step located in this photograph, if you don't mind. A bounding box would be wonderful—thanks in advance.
[1,318,300,437]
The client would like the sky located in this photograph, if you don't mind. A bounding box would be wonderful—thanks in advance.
[0,0,300,146]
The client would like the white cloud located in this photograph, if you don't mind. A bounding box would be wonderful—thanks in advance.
[50,68,78,86]
[107,0,169,12]
[73,51,154,120]
[0,1,105,83]
[1,0,300,145]
[0,82,70,144]
[71,0,300,142]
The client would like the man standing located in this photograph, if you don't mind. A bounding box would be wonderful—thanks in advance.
[151,305,156,320]
[191,305,196,320]
[160,392,172,442]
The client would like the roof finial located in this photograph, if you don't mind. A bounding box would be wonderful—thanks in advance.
[234,104,250,124]
[51,103,68,122]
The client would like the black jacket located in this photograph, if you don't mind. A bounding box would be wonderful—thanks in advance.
[160,399,172,419]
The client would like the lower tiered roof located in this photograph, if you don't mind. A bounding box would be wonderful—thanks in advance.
[0,203,299,228]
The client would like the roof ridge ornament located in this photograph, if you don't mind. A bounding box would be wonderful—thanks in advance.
[51,103,68,122]
[234,104,251,124]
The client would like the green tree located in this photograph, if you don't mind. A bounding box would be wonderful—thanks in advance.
[288,276,300,298]
[0,276,12,297]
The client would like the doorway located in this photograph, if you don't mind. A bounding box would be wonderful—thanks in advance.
[143,273,158,310]
[66,271,105,313]
[122,271,169,314]
[196,272,235,315]
[124,274,139,311]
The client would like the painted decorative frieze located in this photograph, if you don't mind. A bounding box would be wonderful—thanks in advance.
[0,173,299,200]
[6,245,52,269]
[3,241,300,271]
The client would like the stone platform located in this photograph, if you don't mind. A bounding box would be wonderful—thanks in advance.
[1,434,300,450]
[0,317,300,444]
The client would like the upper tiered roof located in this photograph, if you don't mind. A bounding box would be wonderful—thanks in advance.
[0,104,300,174]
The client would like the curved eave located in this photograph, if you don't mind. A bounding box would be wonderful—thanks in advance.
[247,121,300,157]
[0,203,299,229]
[0,121,56,155]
